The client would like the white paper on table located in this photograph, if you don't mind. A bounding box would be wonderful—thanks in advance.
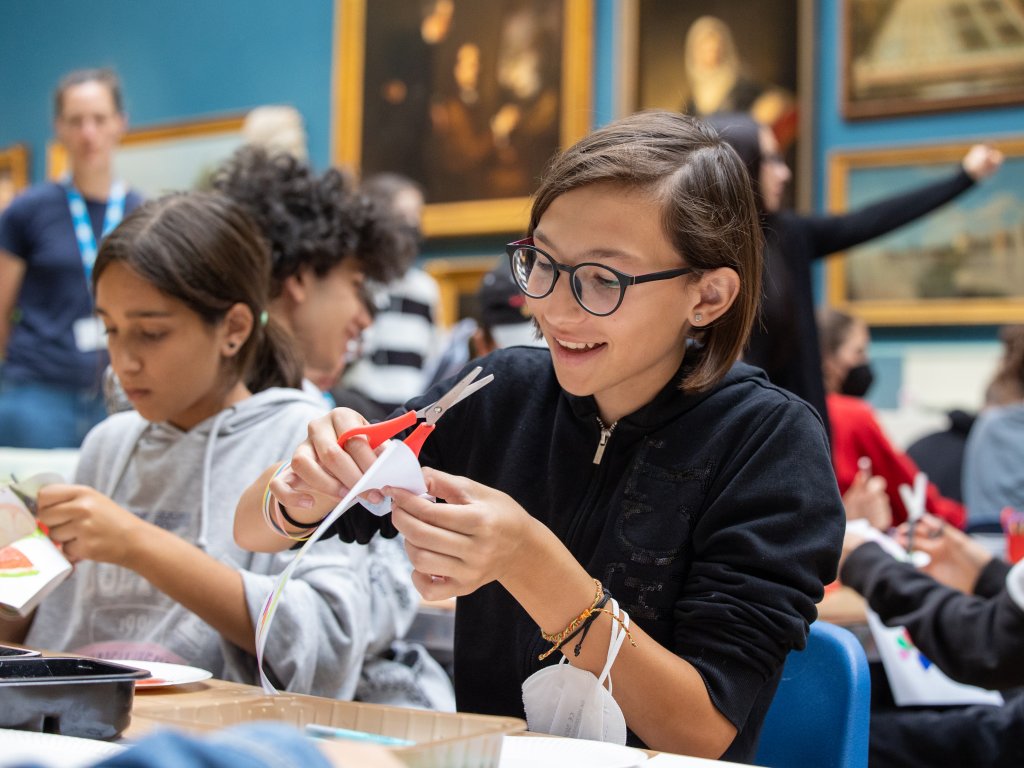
[646,753,747,767]
[255,440,428,692]
[866,609,1004,707]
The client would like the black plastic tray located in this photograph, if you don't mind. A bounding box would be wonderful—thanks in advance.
[0,656,149,740]
[0,644,40,657]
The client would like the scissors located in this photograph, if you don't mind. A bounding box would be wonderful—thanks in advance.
[337,366,494,457]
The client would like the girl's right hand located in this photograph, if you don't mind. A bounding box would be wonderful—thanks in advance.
[268,408,400,543]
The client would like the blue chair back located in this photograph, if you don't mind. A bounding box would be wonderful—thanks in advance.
[754,620,870,768]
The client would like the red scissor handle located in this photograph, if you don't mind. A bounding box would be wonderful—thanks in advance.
[402,423,435,457]
[337,410,434,457]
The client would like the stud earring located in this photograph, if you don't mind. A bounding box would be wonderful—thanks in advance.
[227,341,237,350]
[694,313,703,324]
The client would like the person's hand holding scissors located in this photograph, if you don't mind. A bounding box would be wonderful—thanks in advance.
[269,367,493,544]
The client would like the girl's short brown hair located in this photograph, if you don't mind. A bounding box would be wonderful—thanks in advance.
[529,110,763,393]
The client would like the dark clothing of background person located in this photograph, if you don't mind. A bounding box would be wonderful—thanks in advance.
[841,542,1024,768]
[703,113,976,434]
[0,182,143,447]
[905,409,976,504]
[321,347,845,762]
[753,171,972,432]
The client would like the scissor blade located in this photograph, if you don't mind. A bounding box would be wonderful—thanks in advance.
[447,374,494,408]
[422,366,493,424]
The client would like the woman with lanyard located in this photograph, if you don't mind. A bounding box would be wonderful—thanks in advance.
[0,68,142,448]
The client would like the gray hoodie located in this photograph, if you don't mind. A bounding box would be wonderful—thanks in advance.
[25,388,422,699]
[963,403,1024,530]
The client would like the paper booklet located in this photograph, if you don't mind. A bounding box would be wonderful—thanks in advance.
[0,479,72,618]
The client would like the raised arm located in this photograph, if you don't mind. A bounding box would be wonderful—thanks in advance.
[803,144,1004,258]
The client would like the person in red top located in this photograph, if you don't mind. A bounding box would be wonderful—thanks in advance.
[819,307,965,529]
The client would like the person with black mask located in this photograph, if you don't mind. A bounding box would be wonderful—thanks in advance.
[819,306,964,528]
[704,113,1003,436]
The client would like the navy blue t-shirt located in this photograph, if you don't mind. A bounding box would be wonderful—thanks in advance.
[0,182,142,389]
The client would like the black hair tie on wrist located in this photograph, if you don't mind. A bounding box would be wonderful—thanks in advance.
[276,502,324,530]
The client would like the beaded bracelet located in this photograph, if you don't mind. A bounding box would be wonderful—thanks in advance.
[540,579,603,645]
[538,579,637,661]
[539,603,637,660]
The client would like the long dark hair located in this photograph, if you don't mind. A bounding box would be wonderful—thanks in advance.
[529,110,762,393]
[93,192,304,392]
[702,112,764,213]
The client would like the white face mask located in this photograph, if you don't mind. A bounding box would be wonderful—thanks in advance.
[521,599,630,744]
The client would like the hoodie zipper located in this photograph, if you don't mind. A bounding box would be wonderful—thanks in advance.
[593,417,618,464]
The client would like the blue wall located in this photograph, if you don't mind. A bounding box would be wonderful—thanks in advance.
[4,0,1022,403]
[0,0,335,180]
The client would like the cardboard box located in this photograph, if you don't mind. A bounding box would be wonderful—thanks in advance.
[135,692,525,768]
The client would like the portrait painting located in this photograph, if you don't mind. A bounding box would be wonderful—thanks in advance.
[0,144,29,214]
[334,0,593,237]
[629,0,812,207]
[844,0,1024,119]
[826,139,1024,325]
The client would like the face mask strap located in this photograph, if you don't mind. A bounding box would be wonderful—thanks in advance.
[598,599,632,691]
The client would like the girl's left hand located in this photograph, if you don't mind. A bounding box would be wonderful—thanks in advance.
[385,468,536,600]
[36,484,148,566]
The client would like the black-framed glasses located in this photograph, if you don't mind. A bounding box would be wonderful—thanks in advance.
[505,238,693,317]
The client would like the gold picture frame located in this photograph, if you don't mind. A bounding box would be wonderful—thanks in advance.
[843,0,1024,120]
[0,143,30,213]
[424,255,499,328]
[825,138,1024,325]
[47,113,246,192]
[333,0,593,237]
[621,0,815,211]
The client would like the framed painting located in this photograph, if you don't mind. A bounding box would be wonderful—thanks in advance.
[333,0,593,237]
[825,138,1024,325]
[843,0,1024,120]
[0,143,29,213]
[47,113,246,195]
[623,0,815,209]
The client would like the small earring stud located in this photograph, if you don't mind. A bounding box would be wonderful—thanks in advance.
[694,313,703,324]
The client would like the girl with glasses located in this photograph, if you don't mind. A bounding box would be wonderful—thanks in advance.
[237,111,843,761]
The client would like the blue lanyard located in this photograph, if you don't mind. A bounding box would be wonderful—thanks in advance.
[64,180,127,286]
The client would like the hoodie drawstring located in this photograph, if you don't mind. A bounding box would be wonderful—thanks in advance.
[196,409,231,550]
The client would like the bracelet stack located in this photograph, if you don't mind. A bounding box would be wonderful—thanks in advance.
[538,578,636,660]
[261,462,323,541]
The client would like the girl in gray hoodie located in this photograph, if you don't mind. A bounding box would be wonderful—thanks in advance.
[0,193,425,701]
